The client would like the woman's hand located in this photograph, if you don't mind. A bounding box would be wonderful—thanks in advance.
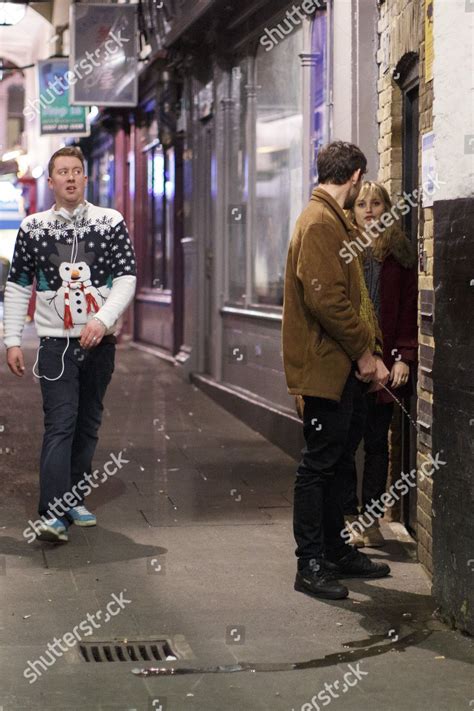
[390,361,410,388]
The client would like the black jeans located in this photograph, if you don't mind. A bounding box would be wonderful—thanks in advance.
[293,367,365,571]
[38,337,115,518]
[342,392,394,516]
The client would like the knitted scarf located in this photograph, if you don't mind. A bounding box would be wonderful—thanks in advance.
[355,255,380,355]
[63,280,99,329]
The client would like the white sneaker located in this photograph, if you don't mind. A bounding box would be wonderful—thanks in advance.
[344,515,365,548]
[36,518,68,543]
[363,520,386,547]
[68,505,97,527]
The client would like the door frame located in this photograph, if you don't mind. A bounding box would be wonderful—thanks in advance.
[397,53,420,536]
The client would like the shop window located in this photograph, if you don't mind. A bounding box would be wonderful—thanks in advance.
[90,149,115,209]
[227,60,248,304]
[253,27,304,306]
[146,143,174,291]
[310,11,327,188]
[100,153,115,208]
[165,147,175,292]
[225,29,304,308]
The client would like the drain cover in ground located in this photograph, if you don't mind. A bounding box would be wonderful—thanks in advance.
[79,639,178,663]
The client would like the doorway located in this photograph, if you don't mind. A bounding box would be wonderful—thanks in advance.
[399,55,420,536]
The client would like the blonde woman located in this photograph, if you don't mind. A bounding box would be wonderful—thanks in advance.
[343,181,418,547]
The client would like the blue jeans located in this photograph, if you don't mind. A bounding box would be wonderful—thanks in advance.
[37,337,115,518]
[293,367,366,570]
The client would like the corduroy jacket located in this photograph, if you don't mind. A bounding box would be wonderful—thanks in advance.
[282,187,380,402]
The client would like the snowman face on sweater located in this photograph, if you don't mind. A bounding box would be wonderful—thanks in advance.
[59,260,91,284]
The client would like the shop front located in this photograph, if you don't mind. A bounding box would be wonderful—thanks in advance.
[130,62,184,356]
[161,0,378,455]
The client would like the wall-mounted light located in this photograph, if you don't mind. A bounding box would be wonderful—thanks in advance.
[0,2,28,27]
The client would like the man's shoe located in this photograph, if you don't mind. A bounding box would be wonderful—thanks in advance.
[363,520,386,547]
[344,515,365,548]
[295,561,349,600]
[331,547,390,579]
[36,518,68,543]
[68,505,97,527]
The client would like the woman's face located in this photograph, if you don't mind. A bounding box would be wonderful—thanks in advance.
[353,190,385,231]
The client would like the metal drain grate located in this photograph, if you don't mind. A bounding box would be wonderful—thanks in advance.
[79,639,178,663]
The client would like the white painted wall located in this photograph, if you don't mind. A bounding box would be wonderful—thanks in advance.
[332,0,353,141]
[433,0,474,201]
[330,0,379,179]
[353,0,379,179]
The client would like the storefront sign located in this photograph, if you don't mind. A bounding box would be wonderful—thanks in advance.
[37,59,88,136]
[70,3,138,107]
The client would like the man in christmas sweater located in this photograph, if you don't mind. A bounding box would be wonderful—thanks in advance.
[4,146,136,543]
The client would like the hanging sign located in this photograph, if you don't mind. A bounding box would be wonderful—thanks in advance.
[70,3,138,107]
[36,59,88,135]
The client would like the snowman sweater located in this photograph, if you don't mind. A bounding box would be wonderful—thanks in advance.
[3,201,136,348]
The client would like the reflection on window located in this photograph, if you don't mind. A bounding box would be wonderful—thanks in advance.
[91,150,115,208]
[311,12,327,188]
[146,145,174,290]
[165,148,174,292]
[228,61,248,303]
[253,28,303,306]
[149,147,166,289]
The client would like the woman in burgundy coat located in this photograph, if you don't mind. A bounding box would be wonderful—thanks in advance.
[343,181,418,547]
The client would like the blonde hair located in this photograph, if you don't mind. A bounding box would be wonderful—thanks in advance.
[350,181,408,262]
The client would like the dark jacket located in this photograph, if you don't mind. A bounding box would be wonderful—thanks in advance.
[375,236,418,404]
[282,188,381,402]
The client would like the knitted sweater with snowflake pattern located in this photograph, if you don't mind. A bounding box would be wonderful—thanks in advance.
[3,201,136,348]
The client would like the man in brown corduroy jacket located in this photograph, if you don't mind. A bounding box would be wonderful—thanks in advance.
[282,141,390,601]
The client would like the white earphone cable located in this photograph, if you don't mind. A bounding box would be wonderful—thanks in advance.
[33,209,80,381]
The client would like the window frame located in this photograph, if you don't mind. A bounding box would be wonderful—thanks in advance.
[222,16,326,319]
[141,119,175,293]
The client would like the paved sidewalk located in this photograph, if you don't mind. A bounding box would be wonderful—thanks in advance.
[0,324,472,711]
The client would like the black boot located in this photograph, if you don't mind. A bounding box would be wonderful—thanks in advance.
[330,547,390,579]
[295,560,349,600]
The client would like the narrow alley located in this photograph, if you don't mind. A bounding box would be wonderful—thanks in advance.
[0,1,473,709]
[0,322,472,710]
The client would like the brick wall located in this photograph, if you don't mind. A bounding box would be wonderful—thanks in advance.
[376,0,434,574]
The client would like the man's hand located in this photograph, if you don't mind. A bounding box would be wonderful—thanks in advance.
[7,346,25,377]
[390,361,410,388]
[355,349,377,383]
[368,356,390,392]
[79,318,106,349]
